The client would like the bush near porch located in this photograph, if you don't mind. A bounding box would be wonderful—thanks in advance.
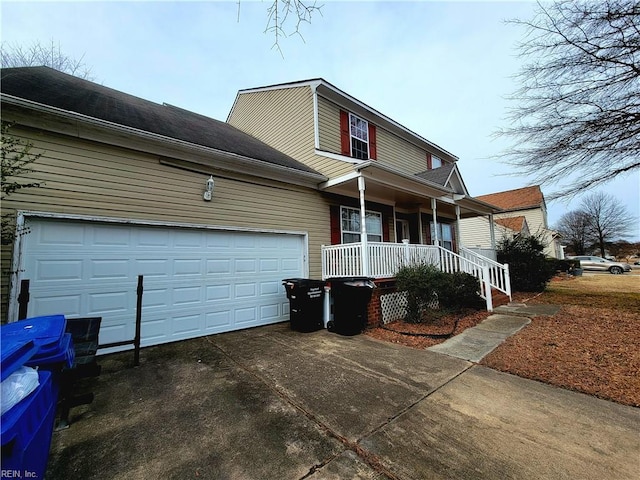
[394,264,484,323]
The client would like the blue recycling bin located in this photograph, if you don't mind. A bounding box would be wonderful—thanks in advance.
[1,314,72,477]
[1,335,57,479]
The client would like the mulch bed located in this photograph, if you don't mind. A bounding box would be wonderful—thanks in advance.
[365,309,491,349]
[365,277,640,407]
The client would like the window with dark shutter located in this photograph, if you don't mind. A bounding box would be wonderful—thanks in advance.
[339,110,376,160]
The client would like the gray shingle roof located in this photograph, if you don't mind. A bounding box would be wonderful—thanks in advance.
[1,66,320,175]
[415,163,455,187]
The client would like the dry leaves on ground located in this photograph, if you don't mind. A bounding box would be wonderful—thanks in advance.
[366,274,640,407]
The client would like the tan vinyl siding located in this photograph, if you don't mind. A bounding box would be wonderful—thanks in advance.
[317,96,341,154]
[318,96,433,175]
[459,216,494,249]
[230,88,352,179]
[1,128,331,318]
[376,128,429,174]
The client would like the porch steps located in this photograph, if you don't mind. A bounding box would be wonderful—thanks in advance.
[491,290,511,308]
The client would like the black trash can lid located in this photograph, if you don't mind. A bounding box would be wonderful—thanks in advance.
[330,277,375,288]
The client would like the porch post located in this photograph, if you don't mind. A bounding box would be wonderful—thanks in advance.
[417,208,424,244]
[489,213,496,251]
[431,198,440,246]
[358,175,369,276]
[455,205,461,252]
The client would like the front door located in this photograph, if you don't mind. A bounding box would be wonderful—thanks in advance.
[396,219,410,243]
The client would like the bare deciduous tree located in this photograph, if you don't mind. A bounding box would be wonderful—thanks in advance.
[555,210,591,255]
[498,0,640,199]
[579,192,636,256]
[1,40,93,80]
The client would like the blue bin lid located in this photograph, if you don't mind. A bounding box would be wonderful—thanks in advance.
[0,338,39,382]
[25,333,74,369]
[1,315,67,357]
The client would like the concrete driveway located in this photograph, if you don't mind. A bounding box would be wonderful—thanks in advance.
[47,323,640,479]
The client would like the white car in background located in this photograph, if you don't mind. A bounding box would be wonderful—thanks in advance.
[568,256,632,274]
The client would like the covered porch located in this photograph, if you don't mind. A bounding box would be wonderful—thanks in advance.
[319,162,510,312]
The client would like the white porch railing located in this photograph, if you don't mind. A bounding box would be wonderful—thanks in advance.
[460,246,511,300]
[464,247,497,261]
[321,242,511,311]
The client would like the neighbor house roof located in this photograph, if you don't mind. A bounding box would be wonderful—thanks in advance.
[476,186,545,211]
[495,216,527,233]
[0,66,322,177]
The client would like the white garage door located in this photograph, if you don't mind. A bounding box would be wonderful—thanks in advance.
[17,218,305,350]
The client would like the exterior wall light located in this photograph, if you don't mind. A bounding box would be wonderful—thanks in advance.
[203,175,215,201]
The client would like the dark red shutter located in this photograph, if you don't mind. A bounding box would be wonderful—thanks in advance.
[368,124,377,160]
[340,110,350,156]
[426,153,432,170]
[330,205,341,244]
[382,212,390,242]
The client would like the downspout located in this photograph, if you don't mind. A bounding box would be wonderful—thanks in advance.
[489,213,496,251]
[311,84,320,150]
[358,175,369,277]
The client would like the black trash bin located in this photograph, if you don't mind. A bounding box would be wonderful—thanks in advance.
[282,279,326,332]
[328,277,376,336]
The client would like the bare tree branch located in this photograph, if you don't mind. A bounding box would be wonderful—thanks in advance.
[1,40,94,80]
[497,1,640,199]
[264,0,322,56]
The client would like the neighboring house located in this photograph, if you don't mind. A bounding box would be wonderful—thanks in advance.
[495,216,530,239]
[1,67,329,349]
[459,186,563,259]
[1,69,508,350]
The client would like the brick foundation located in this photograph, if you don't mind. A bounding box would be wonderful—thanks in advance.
[367,279,398,327]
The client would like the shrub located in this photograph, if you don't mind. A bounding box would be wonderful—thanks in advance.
[439,271,484,310]
[395,264,484,323]
[497,235,555,292]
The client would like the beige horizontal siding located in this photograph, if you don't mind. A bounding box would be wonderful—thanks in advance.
[1,128,332,319]
[459,216,493,249]
[377,128,430,174]
[230,89,353,179]
[318,95,434,175]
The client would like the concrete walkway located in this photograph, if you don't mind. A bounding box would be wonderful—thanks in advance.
[427,303,561,362]
[47,318,639,480]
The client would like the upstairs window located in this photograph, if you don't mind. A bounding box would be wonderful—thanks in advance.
[341,206,383,243]
[340,110,377,160]
[349,113,369,160]
[426,153,443,169]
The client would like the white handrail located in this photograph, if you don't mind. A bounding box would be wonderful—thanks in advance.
[460,246,512,300]
[321,242,508,311]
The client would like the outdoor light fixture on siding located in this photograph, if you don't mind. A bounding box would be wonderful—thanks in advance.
[203,175,215,201]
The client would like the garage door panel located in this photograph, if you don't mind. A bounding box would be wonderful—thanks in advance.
[19,219,305,350]
[91,259,129,279]
[93,225,131,246]
[34,259,83,281]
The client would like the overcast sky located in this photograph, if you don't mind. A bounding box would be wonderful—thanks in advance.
[2,0,639,240]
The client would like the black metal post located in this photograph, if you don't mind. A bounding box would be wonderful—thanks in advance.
[134,275,143,366]
[17,279,30,320]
